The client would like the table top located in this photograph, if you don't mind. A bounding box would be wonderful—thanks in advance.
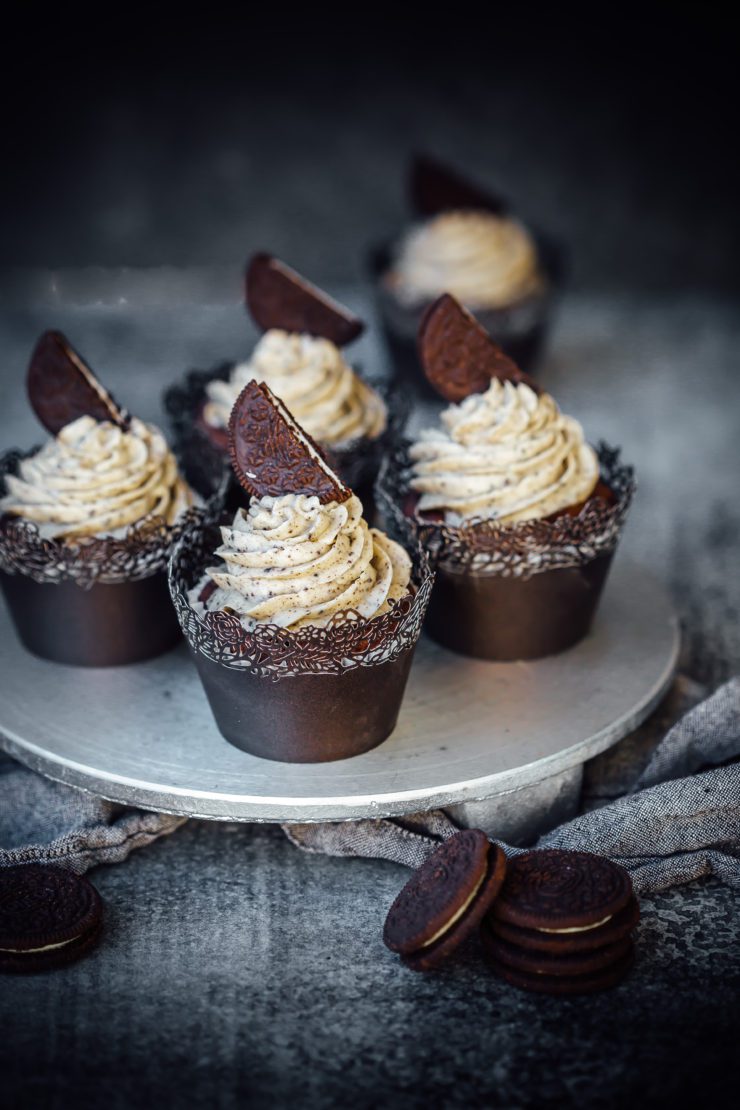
[1,276,739,1109]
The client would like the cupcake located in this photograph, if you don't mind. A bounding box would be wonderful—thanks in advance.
[169,379,433,763]
[165,253,405,509]
[377,295,635,661]
[369,154,562,393]
[0,331,217,666]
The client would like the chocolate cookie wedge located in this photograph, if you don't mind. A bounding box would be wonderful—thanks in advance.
[27,330,129,435]
[0,864,103,974]
[246,253,364,346]
[410,153,507,218]
[228,379,351,504]
[383,830,507,972]
[418,293,535,403]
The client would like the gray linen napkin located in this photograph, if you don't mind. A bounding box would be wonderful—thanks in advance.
[2,678,739,894]
[0,756,185,873]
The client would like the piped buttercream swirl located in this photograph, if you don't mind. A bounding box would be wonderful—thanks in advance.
[199,492,412,630]
[0,415,194,539]
[203,330,386,447]
[389,210,542,309]
[410,379,599,526]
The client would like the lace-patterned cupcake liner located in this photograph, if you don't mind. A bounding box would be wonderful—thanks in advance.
[163,364,409,500]
[376,440,635,581]
[167,515,435,681]
[0,447,227,588]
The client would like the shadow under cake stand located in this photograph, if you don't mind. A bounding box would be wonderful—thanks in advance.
[0,560,679,844]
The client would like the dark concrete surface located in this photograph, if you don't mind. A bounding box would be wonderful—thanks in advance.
[0,279,739,1108]
[5,823,740,1110]
[2,14,739,295]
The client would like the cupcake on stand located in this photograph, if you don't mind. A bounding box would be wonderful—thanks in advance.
[169,379,433,763]
[378,294,635,661]
[166,253,404,510]
[0,332,217,666]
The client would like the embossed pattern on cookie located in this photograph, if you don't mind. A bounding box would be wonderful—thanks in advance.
[228,380,351,504]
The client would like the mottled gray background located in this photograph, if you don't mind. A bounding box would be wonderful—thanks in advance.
[1,11,739,1110]
[1,11,738,292]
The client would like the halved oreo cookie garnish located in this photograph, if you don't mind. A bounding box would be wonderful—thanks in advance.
[410,154,507,218]
[27,330,129,435]
[228,380,351,504]
[245,253,364,346]
[418,293,534,403]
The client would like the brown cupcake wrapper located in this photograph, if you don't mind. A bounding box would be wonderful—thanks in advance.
[192,648,417,762]
[0,568,182,666]
[163,363,409,503]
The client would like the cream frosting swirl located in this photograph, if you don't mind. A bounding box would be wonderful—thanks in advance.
[410,380,599,525]
[389,210,542,309]
[0,415,194,539]
[199,493,412,630]
[203,330,387,447]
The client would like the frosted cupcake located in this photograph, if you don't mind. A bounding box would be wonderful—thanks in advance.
[369,155,561,391]
[169,380,433,762]
[377,296,634,660]
[166,254,402,504]
[0,331,212,666]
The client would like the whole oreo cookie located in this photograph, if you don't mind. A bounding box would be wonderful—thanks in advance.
[491,849,634,933]
[27,330,129,435]
[228,380,351,505]
[488,895,640,955]
[417,294,534,403]
[383,829,507,972]
[0,864,103,974]
[410,154,507,218]
[246,253,364,346]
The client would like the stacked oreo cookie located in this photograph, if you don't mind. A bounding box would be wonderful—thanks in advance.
[383,837,639,994]
[480,849,639,995]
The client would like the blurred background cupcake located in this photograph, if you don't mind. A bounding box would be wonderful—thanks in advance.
[0,331,220,666]
[165,254,407,514]
[369,155,563,396]
[378,296,634,661]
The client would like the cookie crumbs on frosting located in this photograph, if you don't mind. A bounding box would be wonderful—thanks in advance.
[204,330,386,447]
[409,378,599,526]
[0,415,193,539]
[194,492,412,631]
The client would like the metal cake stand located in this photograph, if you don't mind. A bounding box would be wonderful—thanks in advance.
[0,560,679,842]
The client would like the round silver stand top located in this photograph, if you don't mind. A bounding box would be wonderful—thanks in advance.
[0,560,679,823]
